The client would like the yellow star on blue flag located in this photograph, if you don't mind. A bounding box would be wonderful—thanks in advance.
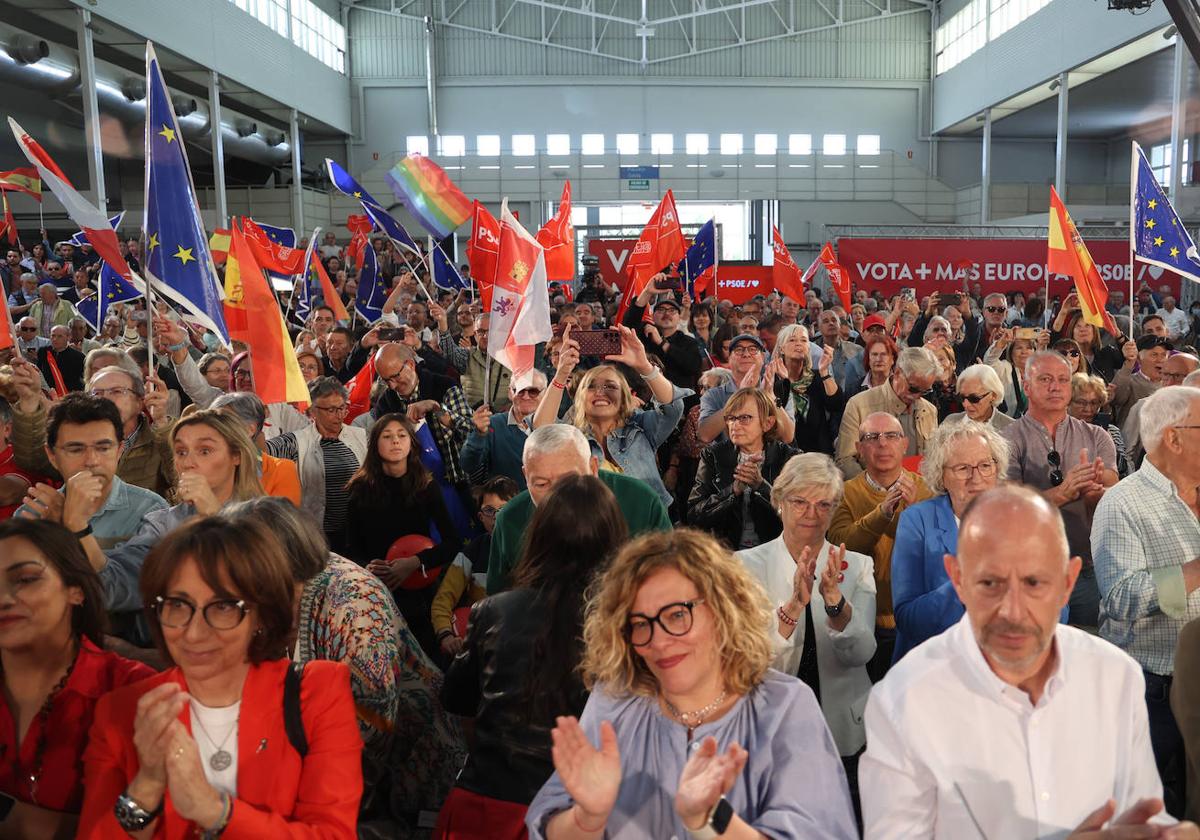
[143,43,229,343]
[1132,140,1200,285]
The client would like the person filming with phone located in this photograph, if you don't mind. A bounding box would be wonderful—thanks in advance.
[532,324,691,510]
[621,273,704,391]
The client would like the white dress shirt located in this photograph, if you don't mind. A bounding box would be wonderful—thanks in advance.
[861,616,1170,839]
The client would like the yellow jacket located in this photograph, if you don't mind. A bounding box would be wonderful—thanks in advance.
[431,561,486,636]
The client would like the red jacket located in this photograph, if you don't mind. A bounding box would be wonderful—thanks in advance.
[78,658,363,838]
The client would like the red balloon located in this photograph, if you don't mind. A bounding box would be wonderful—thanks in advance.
[386,535,439,590]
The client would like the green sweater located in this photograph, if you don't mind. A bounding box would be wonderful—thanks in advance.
[486,470,671,594]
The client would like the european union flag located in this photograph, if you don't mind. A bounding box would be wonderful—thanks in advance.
[77,262,142,331]
[1132,141,1200,285]
[70,212,125,247]
[326,158,420,254]
[355,241,387,323]
[677,219,718,300]
[143,42,229,344]
[431,241,467,291]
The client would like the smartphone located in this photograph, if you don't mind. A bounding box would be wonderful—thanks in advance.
[377,327,405,342]
[1014,327,1040,341]
[940,292,962,307]
[572,328,622,356]
[900,287,916,302]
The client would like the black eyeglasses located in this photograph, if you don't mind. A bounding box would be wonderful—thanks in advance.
[1047,449,1063,487]
[985,306,1007,314]
[960,392,990,404]
[1057,348,1081,358]
[625,599,705,647]
[154,595,249,630]
[906,383,932,396]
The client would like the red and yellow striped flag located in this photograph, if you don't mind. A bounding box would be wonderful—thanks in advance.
[0,167,42,201]
[223,221,309,404]
[1048,187,1119,336]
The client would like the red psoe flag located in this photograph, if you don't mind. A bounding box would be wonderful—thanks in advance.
[819,242,852,312]
[536,181,575,281]
[771,226,806,302]
[223,221,309,405]
[310,250,350,322]
[242,217,306,275]
[1048,187,1120,335]
[467,200,501,312]
[346,214,372,269]
[345,348,376,422]
[617,189,686,323]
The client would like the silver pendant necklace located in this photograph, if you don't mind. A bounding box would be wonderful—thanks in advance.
[191,703,238,772]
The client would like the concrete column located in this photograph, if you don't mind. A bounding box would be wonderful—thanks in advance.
[981,109,992,224]
[209,71,228,228]
[1055,72,1068,197]
[290,109,304,233]
[76,8,106,208]
[1170,35,1187,198]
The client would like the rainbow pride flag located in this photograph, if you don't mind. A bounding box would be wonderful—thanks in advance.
[384,154,472,239]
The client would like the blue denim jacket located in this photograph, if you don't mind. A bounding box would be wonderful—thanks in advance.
[578,384,692,508]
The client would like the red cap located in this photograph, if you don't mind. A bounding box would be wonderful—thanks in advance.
[862,314,888,332]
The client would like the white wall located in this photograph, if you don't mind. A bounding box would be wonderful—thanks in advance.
[933,0,1170,132]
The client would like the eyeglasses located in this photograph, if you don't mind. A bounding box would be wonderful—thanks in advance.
[1071,397,1103,409]
[1057,348,1081,358]
[56,441,118,457]
[312,404,349,416]
[625,599,705,647]
[906,383,933,396]
[154,595,249,630]
[959,392,991,404]
[515,387,542,399]
[585,382,622,395]
[1047,449,1063,487]
[730,346,761,357]
[18,326,37,333]
[478,505,501,518]
[985,306,1007,314]
[88,387,135,400]
[859,431,904,444]
[725,413,757,426]
[928,326,949,334]
[945,459,997,480]
[782,497,837,517]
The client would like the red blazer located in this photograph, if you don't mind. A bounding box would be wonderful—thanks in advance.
[78,658,363,838]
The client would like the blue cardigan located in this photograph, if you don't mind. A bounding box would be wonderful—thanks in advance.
[459,413,529,489]
[891,494,1068,662]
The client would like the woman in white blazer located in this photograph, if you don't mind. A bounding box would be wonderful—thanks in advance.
[737,452,876,816]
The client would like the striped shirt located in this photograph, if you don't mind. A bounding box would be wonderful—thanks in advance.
[319,437,359,537]
[1092,457,1200,675]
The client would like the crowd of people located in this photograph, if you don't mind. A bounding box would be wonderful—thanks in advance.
[1,227,1200,838]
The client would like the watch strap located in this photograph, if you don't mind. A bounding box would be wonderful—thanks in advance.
[73,523,93,539]
[114,790,163,831]
[825,594,847,617]
[689,797,734,838]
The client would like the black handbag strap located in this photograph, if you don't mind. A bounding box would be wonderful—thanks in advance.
[283,660,308,759]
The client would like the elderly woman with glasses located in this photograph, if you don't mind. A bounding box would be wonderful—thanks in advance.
[737,454,876,810]
[534,325,691,510]
[1069,373,1129,477]
[688,387,797,550]
[944,363,1014,430]
[890,420,1068,663]
[526,528,859,840]
[79,517,363,838]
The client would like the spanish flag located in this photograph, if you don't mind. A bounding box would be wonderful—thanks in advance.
[0,166,42,201]
[223,220,309,405]
[1048,187,1119,335]
[208,228,231,264]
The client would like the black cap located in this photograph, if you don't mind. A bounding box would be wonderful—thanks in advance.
[653,297,683,312]
[729,333,765,352]
[1136,334,1173,352]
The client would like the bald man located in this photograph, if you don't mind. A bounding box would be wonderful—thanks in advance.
[862,485,1194,839]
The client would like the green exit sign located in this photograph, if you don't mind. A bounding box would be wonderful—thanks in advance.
[627,178,650,190]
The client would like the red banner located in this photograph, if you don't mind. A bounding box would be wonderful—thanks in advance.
[835,238,1183,301]
[587,239,773,304]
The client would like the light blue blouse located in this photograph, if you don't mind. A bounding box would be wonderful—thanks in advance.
[526,670,857,839]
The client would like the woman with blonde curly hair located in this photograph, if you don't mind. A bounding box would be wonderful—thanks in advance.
[526,529,857,840]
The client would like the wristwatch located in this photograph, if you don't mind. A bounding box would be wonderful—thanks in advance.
[72,523,93,539]
[689,797,734,839]
[114,790,163,831]
[825,594,847,617]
